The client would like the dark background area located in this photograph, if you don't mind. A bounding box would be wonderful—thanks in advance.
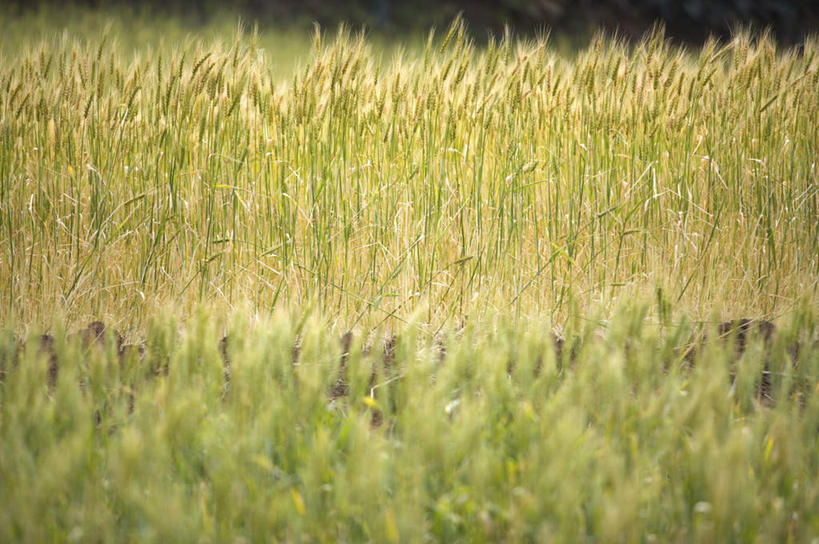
[5,0,819,45]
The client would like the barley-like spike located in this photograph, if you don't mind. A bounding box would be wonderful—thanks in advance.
[83,94,94,119]
[191,53,211,79]
[439,17,460,55]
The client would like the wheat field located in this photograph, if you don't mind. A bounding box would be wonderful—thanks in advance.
[1,11,818,542]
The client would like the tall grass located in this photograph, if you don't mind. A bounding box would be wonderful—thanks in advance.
[1,17,816,331]
[2,13,819,540]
